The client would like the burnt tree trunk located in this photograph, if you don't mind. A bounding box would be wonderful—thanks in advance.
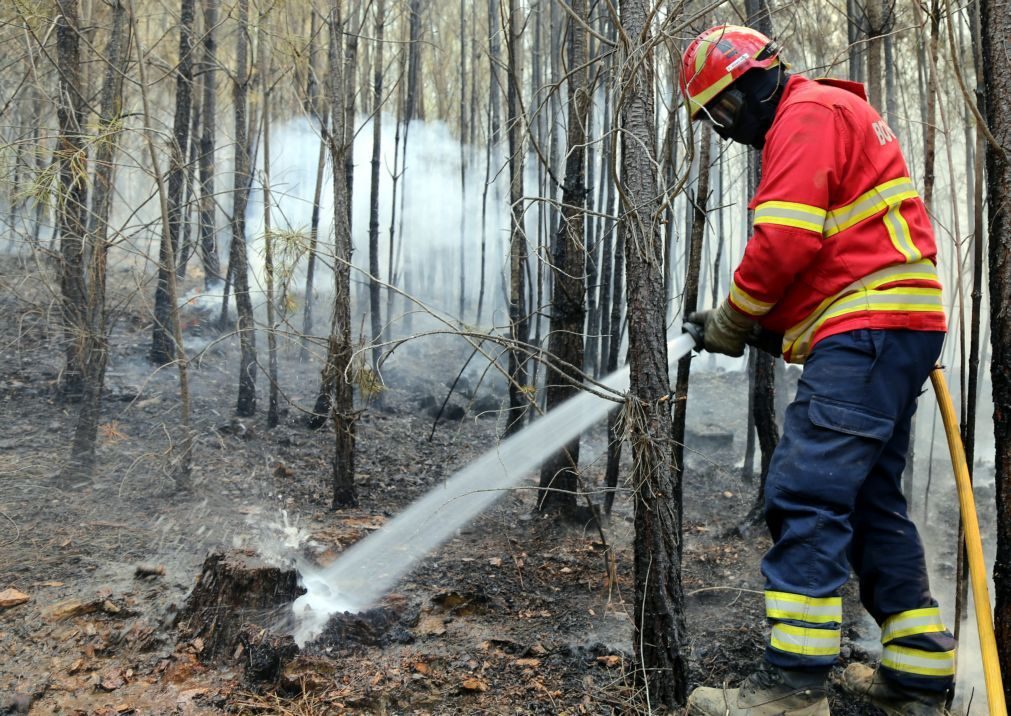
[981,0,1011,701]
[317,6,357,509]
[63,0,128,482]
[619,0,687,705]
[538,0,589,515]
[176,87,201,279]
[457,0,467,320]
[367,0,385,372]
[258,12,279,429]
[197,0,221,287]
[744,0,780,506]
[671,125,711,522]
[505,0,529,436]
[229,0,257,417]
[301,11,328,359]
[55,0,88,402]
[151,0,196,365]
[175,551,303,666]
[476,0,501,324]
[602,70,624,514]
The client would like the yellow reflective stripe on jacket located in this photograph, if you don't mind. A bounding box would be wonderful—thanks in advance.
[815,286,944,322]
[770,623,841,657]
[881,607,947,643]
[783,259,942,362]
[882,203,921,263]
[731,281,775,316]
[823,177,919,237]
[754,200,827,234]
[765,591,842,624]
[882,644,956,677]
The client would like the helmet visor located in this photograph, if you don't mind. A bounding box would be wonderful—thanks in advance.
[701,87,745,139]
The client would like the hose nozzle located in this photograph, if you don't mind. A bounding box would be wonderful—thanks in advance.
[682,322,704,350]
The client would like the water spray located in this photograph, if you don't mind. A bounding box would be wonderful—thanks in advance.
[290,332,699,644]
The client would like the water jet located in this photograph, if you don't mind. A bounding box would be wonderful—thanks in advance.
[291,333,698,644]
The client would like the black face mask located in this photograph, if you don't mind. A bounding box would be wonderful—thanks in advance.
[702,67,789,149]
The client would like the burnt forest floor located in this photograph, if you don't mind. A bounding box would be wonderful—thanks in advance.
[0,257,994,715]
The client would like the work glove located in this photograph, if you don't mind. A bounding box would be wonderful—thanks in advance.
[686,300,754,357]
[747,325,784,357]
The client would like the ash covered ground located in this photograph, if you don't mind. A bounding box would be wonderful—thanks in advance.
[0,258,993,714]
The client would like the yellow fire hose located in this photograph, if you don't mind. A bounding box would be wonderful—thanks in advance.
[930,367,1007,715]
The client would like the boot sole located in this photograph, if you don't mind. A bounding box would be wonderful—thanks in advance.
[686,700,830,716]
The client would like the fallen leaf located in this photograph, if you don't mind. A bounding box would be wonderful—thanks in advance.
[413,662,429,675]
[416,614,446,637]
[33,581,64,588]
[515,658,540,668]
[101,600,121,615]
[176,687,208,704]
[488,557,502,567]
[460,678,488,692]
[99,667,126,691]
[68,658,84,674]
[0,588,29,609]
[44,599,100,621]
[596,655,622,668]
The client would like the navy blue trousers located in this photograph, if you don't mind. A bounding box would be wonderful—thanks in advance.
[761,329,956,692]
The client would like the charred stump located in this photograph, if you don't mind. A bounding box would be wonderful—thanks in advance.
[175,550,304,673]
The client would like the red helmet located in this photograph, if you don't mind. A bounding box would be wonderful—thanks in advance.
[681,25,784,119]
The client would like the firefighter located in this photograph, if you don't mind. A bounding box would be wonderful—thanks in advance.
[681,25,956,716]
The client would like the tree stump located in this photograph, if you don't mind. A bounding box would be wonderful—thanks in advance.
[175,550,305,666]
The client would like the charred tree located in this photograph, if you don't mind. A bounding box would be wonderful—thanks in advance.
[258,12,279,429]
[63,0,128,482]
[457,0,467,320]
[175,551,303,664]
[477,0,502,325]
[742,0,780,503]
[982,0,1011,700]
[317,7,357,509]
[176,89,201,279]
[505,0,530,436]
[197,0,221,288]
[151,0,196,365]
[618,0,687,705]
[538,0,589,515]
[602,30,623,514]
[863,0,891,110]
[228,0,257,417]
[385,51,404,332]
[367,0,385,373]
[671,125,711,523]
[342,3,362,233]
[132,0,194,484]
[846,0,865,82]
[55,0,88,402]
[302,9,329,358]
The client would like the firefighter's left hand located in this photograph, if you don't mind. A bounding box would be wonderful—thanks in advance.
[687,301,754,357]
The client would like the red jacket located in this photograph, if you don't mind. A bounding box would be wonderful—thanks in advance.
[728,75,946,363]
